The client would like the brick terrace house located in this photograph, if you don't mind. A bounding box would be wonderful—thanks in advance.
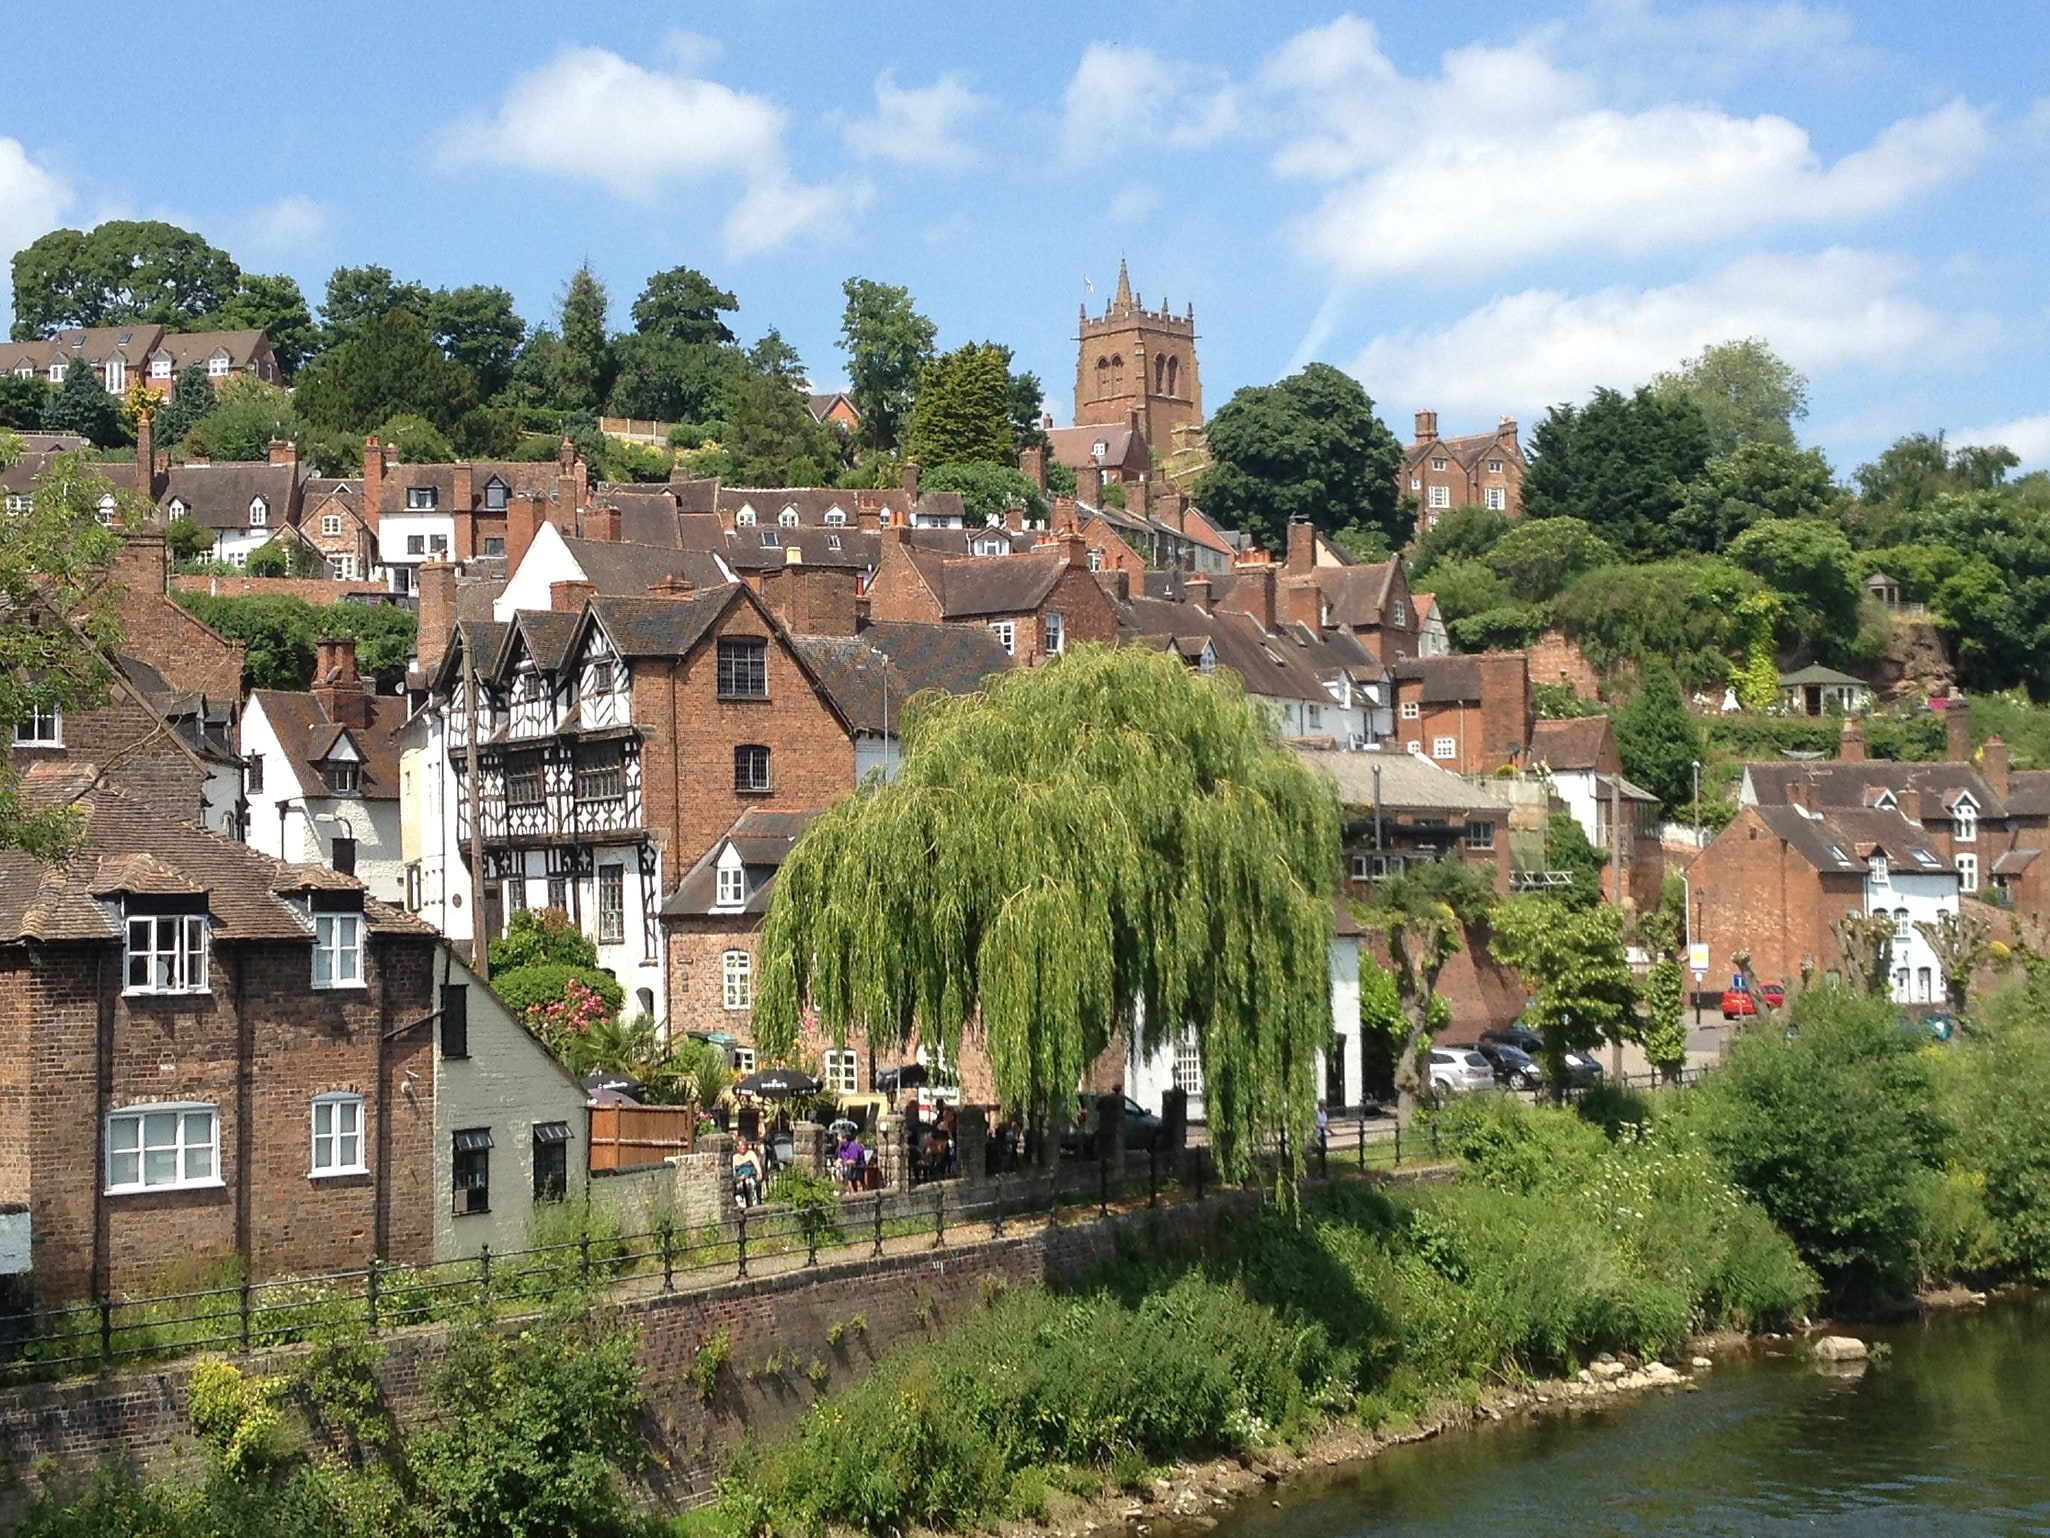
[864,529,1121,665]
[1690,800,1958,1006]
[0,766,437,1301]
[297,477,374,581]
[0,325,279,397]
[242,639,406,904]
[1272,521,1423,662]
[364,436,591,595]
[1404,411,1526,528]
[1295,745,1516,900]
[1529,715,1665,912]
[1391,652,1535,774]
[416,584,858,1016]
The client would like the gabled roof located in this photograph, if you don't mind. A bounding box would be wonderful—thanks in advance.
[1751,803,1952,876]
[663,807,825,917]
[929,548,1068,618]
[581,589,740,660]
[1529,716,1616,774]
[161,461,301,529]
[558,536,731,596]
[1291,744,1513,814]
[2005,770,2050,818]
[1411,428,1520,472]
[1313,561,1402,629]
[0,765,426,943]
[1778,664,1869,688]
[1743,762,2006,821]
[1046,423,1147,471]
[508,609,580,673]
[721,525,879,572]
[248,688,403,801]
[788,621,1015,735]
[1115,593,1333,705]
[1392,655,1482,704]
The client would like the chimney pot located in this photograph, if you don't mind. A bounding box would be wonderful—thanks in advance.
[1945,694,1972,763]
[267,438,297,468]
[1414,409,1438,444]
[550,579,596,613]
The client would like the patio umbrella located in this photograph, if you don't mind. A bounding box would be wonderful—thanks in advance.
[735,1067,823,1099]
[876,1063,929,1092]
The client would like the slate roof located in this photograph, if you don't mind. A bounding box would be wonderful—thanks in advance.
[2005,770,2050,818]
[249,688,404,802]
[1392,655,1483,704]
[375,459,580,519]
[1743,762,2005,820]
[161,462,302,530]
[663,808,825,917]
[1115,593,1333,706]
[509,610,580,673]
[1414,429,1519,472]
[717,484,966,527]
[721,525,879,572]
[1046,423,1146,472]
[584,589,740,660]
[1751,803,1952,876]
[0,764,426,943]
[1529,716,1615,773]
[789,621,1015,734]
[1291,745,1513,813]
[928,549,1067,618]
[559,537,731,596]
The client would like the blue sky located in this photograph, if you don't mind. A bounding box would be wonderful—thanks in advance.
[4,1,2047,474]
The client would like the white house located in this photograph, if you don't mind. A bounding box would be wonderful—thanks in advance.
[160,459,303,570]
[241,639,405,904]
[1863,846,1961,1006]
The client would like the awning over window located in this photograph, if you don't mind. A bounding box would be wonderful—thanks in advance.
[531,1121,572,1144]
[453,1127,494,1152]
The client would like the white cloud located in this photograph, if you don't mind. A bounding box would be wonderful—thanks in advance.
[437,40,860,253]
[1956,412,2050,470]
[0,137,72,264]
[1265,16,1989,282]
[1107,184,1160,223]
[243,194,329,254]
[1346,249,1998,420]
[844,71,989,169]
[1061,43,1240,162]
[1575,0,1863,89]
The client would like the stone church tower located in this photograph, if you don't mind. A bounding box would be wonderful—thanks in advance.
[1074,261,1203,457]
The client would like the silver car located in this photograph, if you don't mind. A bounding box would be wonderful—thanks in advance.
[1428,1047,1496,1099]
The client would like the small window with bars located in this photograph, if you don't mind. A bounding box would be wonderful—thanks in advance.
[734,745,771,793]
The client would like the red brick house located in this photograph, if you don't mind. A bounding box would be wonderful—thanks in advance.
[1391,653,1535,775]
[863,530,1120,665]
[1404,411,1526,527]
[1529,715,1665,912]
[1272,521,1423,662]
[0,766,438,1302]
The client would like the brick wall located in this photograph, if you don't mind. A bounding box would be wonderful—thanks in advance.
[1527,630,1601,701]
[1690,806,1863,992]
[6,692,208,827]
[19,933,436,1302]
[861,542,943,624]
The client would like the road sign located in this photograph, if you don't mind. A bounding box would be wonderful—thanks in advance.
[1687,942,1709,974]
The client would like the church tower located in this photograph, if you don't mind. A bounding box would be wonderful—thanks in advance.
[1075,260,1203,459]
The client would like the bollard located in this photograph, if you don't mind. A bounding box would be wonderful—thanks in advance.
[239,1277,252,1354]
[872,1192,885,1259]
[478,1244,492,1311]
[98,1298,112,1367]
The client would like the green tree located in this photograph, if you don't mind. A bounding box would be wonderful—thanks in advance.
[375,412,455,464]
[40,354,123,445]
[1364,860,1495,1123]
[1483,515,1616,598]
[428,285,527,398]
[1612,658,1707,815]
[1697,990,1943,1303]
[171,590,415,691]
[630,265,738,347]
[1641,958,1687,1078]
[722,338,841,486]
[609,331,743,427]
[1488,895,1637,1091]
[1542,811,1610,911]
[11,220,240,336]
[0,373,46,429]
[1194,363,1406,555]
[294,308,478,437]
[180,377,299,460]
[1672,441,1845,552]
[153,362,219,449]
[319,263,433,350]
[920,461,1049,524]
[1555,555,1763,687]
[0,440,144,858]
[1523,385,1714,559]
[1008,362,1049,452]
[1651,338,1810,458]
[1409,504,1508,582]
[1428,559,1548,653]
[207,272,320,376]
[554,263,612,413]
[163,515,214,567]
[753,645,1340,1179]
[1726,517,1863,655]
[904,342,1014,468]
[490,907,599,972]
[839,277,937,454]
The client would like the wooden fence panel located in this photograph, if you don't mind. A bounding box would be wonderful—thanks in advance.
[589,1105,696,1171]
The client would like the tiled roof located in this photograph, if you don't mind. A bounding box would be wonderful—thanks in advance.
[1744,762,2005,820]
[1392,655,1482,704]
[1529,716,1614,773]
[560,537,731,596]
[663,808,825,917]
[0,765,426,943]
[161,461,301,529]
[789,620,1015,734]
[249,688,404,802]
[929,548,1067,618]
[1315,562,1399,629]
[584,589,738,659]
[1752,803,1951,875]
[721,525,879,572]
[1291,745,1512,813]
[2006,770,2050,818]
[509,610,580,672]
[1115,594,1332,705]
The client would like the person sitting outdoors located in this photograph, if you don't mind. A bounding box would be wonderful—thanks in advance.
[733,1135,764,1207]
[836,1127,869,1190]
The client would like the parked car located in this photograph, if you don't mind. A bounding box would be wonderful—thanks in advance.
[1062,1093,1164,1156]
[1480,1024,1545,1056]
[1427,1048,1496,1100]
[1761,982,1786,1010]
[1478,1025,1604,1088]
[1721,987,1756,1018]
[1559,1050,1605,1088]
[1473,1038,1542,1091]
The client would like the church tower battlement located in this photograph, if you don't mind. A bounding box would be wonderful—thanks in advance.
[1075,260,1203,459]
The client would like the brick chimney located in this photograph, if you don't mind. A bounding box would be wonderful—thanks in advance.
[1105,569,1131,603]
[1132,478,1152,522]
[1019,443,1047,492]
[1414,410,1438,445]
[1498,416,1519,443]
[558,437,576,471]
[113,529,169,598]
[1945,695,1972,763]
[417,561,457,674]
[586,503,621,543]
[1077,460,1103,508]
[1838,715,1866,763]
[267,438,298,468]
[452,460,474,517]
[1283,575,1322,629]
[1185,573,1211,611]
[506,491,546,575]
[1051,496,1080,535]
[135,408,160,500]
[362,436,386,534]
[647,574,695,598]
[550,579,595,613]
[1004,505,1025,533]
[901,459,920,502]
[1059,530,1088,571]
[1223,561,1277,632]
[1285,517,1316,575]
[1982,734,2010,799]
[312,637,372,730]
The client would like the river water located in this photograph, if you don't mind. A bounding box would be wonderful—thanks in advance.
[1215,1294,2050,1537]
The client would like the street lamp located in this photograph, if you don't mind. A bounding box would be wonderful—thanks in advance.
[1691,758,1701,838]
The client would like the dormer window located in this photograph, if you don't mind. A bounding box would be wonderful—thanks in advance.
[248,496,268,527]
[407,486,436,510]
[97,494,118,526]
[735,506,757,527]
[779,506,799,527]
[323,760,360,794]
[48,363,64,383]
[168,497,188,518]
[204,350,229,378]
[1092,441,1108,458]
[1954,799,1978,842]
[1197,643,1216,675]
[827,534,841,551]
[715,847,746,909]
[312,905,364,989]
[484,478,508,511]
[150,355,172,379]
[1869,854,1889,885]
[823,507,847,526]
[761,530,779,548]
[125,906,210,994]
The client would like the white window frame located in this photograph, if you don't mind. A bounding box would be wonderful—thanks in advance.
[990,619,1016,656]
[1431,457,1446,472]
[311,1093,367,1176]
[1427,485,1451,510]
[126,913,210,994]
[1484,487,1506,511]
[1400,701,1420,720]
[823,1048,859,1095]
[1172,1032,1205,1097]
[731,1046,757,1075]
[1349,853,1371,881]
[106,1103,219,1193]
[1954,802,1977,842]
[207,352,231,378]
[406,486,436,510]
[1392,600,1407,626]
[1045,611,1065,655]
[1433,736,1458,761]
[14,705,61,745]
[723,950,752,1011]
[716,863,746,908]
[779,506,800,527]
[150,356,172,380]
[313,912,364,989]
[322,513,343,537]
[598,864,626,943]
[103,359,124,394]
[1956,852,1979,893]
[823,507,847,527]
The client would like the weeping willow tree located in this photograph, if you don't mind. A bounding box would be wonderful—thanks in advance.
[752,644,1341,1180]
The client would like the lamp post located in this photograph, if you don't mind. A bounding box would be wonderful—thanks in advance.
[1691,758,1701,838]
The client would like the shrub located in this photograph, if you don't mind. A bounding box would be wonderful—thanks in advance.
[187,1358,289,1477]
[1941,989,2050,1276]
[490,907,598,972]
[492,963,623,1031]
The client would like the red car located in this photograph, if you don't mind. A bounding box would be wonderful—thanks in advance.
[1721,983,1786,1019]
